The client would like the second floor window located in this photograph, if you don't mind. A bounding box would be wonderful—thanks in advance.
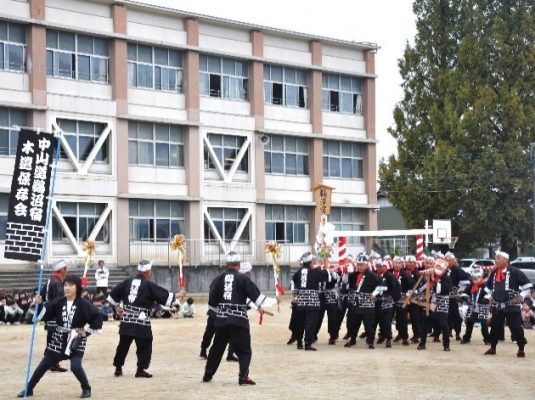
[323,140,363,179]
[0,107,27,156]
[264,65,308,108]
[330,207,364,245]
[322,73,363,114]
[200,55,248,101]
[128,121,184,167]
[265,205,310,244]
[128,43,183,92]
[46,30,109,82]
[264,135,308,175]
[204,207,249,242]
[57,119,108,162]
[129,199,185,242]
[204,133,248,172]
[52,202,109,242]
[0,21,26,72]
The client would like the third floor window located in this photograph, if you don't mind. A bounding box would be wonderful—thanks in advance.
[200,55,248,101]
[128,43,183,92]
[322,73,363,114]
[46,30,109,83]
[0,21,26,72]
[264,64,308,108]
[264,135,308,175]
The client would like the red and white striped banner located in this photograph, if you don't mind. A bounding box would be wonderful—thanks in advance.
[338,236,347,265]
[416,234,424,260]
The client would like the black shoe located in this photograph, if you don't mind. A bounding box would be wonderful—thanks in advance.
[17,389,33,398]
[417,344,426,350]
[80,387,91,398]
[460,339,470,344]
[344,339,356,348]
[342,332,350,340]
[393,335,401,343]
[305,345,317,351]
[226,354,239,362]
[239,376,256,385]
[200,349,208,359]
[286,335,297,345]
[444,347,451,352]
[135,370,153,378]
[114,367,123,377]
[377,337,385,344]
[202,375,212,382]
[50,364,68,373]
[297,342,303,350]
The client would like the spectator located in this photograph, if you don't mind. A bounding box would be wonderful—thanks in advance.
[94,260,110,296]
[182,297,195,318]
[100,300,115,321]
[521,303,535,329]
[0,297,6,325]
[4,296,23,325]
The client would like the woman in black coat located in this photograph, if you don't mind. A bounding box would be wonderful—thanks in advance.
[17,275,102,398]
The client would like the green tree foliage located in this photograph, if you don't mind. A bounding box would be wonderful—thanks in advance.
[379,0,535,257]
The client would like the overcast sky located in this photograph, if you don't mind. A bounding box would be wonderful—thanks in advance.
[139,0,417,164]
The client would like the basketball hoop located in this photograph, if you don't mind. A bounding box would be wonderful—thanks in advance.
[449,237,459,249]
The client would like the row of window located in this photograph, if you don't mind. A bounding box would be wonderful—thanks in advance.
[1,109,364,178]
[0,195,363,245]
[1,21,365,115]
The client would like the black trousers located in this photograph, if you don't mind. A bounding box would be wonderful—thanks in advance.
[113,335,152,370]
[463,316,490,342]
[377,309,394,340]
[288,302,298,337]
[490,310,526,348]
[325,303,340,339]
[407,304,421,338]
[314,296,326,338]
[448,297,462,335]
[27,353,90,392]
[201,315,235,355]
[394,304,409,339]
[348,307,375,344]
[294,309,320,346]
[336,296,349,333]
[204,325,251,380]
[420,312,449,348]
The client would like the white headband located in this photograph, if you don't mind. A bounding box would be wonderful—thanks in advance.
[137,260,152,272]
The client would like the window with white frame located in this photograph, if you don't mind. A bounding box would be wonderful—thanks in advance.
[0,107,27,156]
[0,21,26,72]
[129,199,185,242]
[200,55,248,100]
[128,121,185,167]
[46,30,108,82]
[265,205,310,244]
[57,119,108,162]
[204,208,249,242]
[204,133,248,172]
[127,43,183,92]
[322,73,363,114]
[264,64,308,108]
[329,207,364,245]
[323,140,363,179]
[264,135,308,175]
[0,193,7,240]
[52,202,109,242]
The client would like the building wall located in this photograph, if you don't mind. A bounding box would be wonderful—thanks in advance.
[0,0,378,268]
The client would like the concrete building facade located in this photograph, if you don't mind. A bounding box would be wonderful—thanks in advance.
[0,0,378,268]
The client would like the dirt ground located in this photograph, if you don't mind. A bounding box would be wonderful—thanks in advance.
[1,297,534,400]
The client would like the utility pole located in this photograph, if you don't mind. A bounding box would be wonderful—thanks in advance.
[530,144,535,252]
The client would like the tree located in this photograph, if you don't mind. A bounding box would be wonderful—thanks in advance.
[379,0,535,258]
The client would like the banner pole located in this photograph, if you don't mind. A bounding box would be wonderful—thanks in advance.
[22,132,61,398]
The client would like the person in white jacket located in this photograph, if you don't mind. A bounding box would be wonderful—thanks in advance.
[94,260,109,295]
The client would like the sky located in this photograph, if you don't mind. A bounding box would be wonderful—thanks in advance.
[138,0,417,164]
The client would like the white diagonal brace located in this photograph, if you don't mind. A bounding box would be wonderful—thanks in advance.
[52,121,81,173]
[203,136,226,180]
[52,205,84,256]
[225,137,250,183]
[88,203,112,242]
[230,209,251,251]
[203,210,226,253]
[80,126,111,174]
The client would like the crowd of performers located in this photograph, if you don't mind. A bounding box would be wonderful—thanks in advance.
[15,243,534,397]
[287,249,533,357]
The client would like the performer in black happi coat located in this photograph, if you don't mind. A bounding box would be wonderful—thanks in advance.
[374,259,401,348]
[460,267,490,345]
[18,275,102,398]
[108,259,182,378]
[392,256,414,345]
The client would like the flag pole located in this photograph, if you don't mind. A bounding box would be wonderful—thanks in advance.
[22,130,62,398]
